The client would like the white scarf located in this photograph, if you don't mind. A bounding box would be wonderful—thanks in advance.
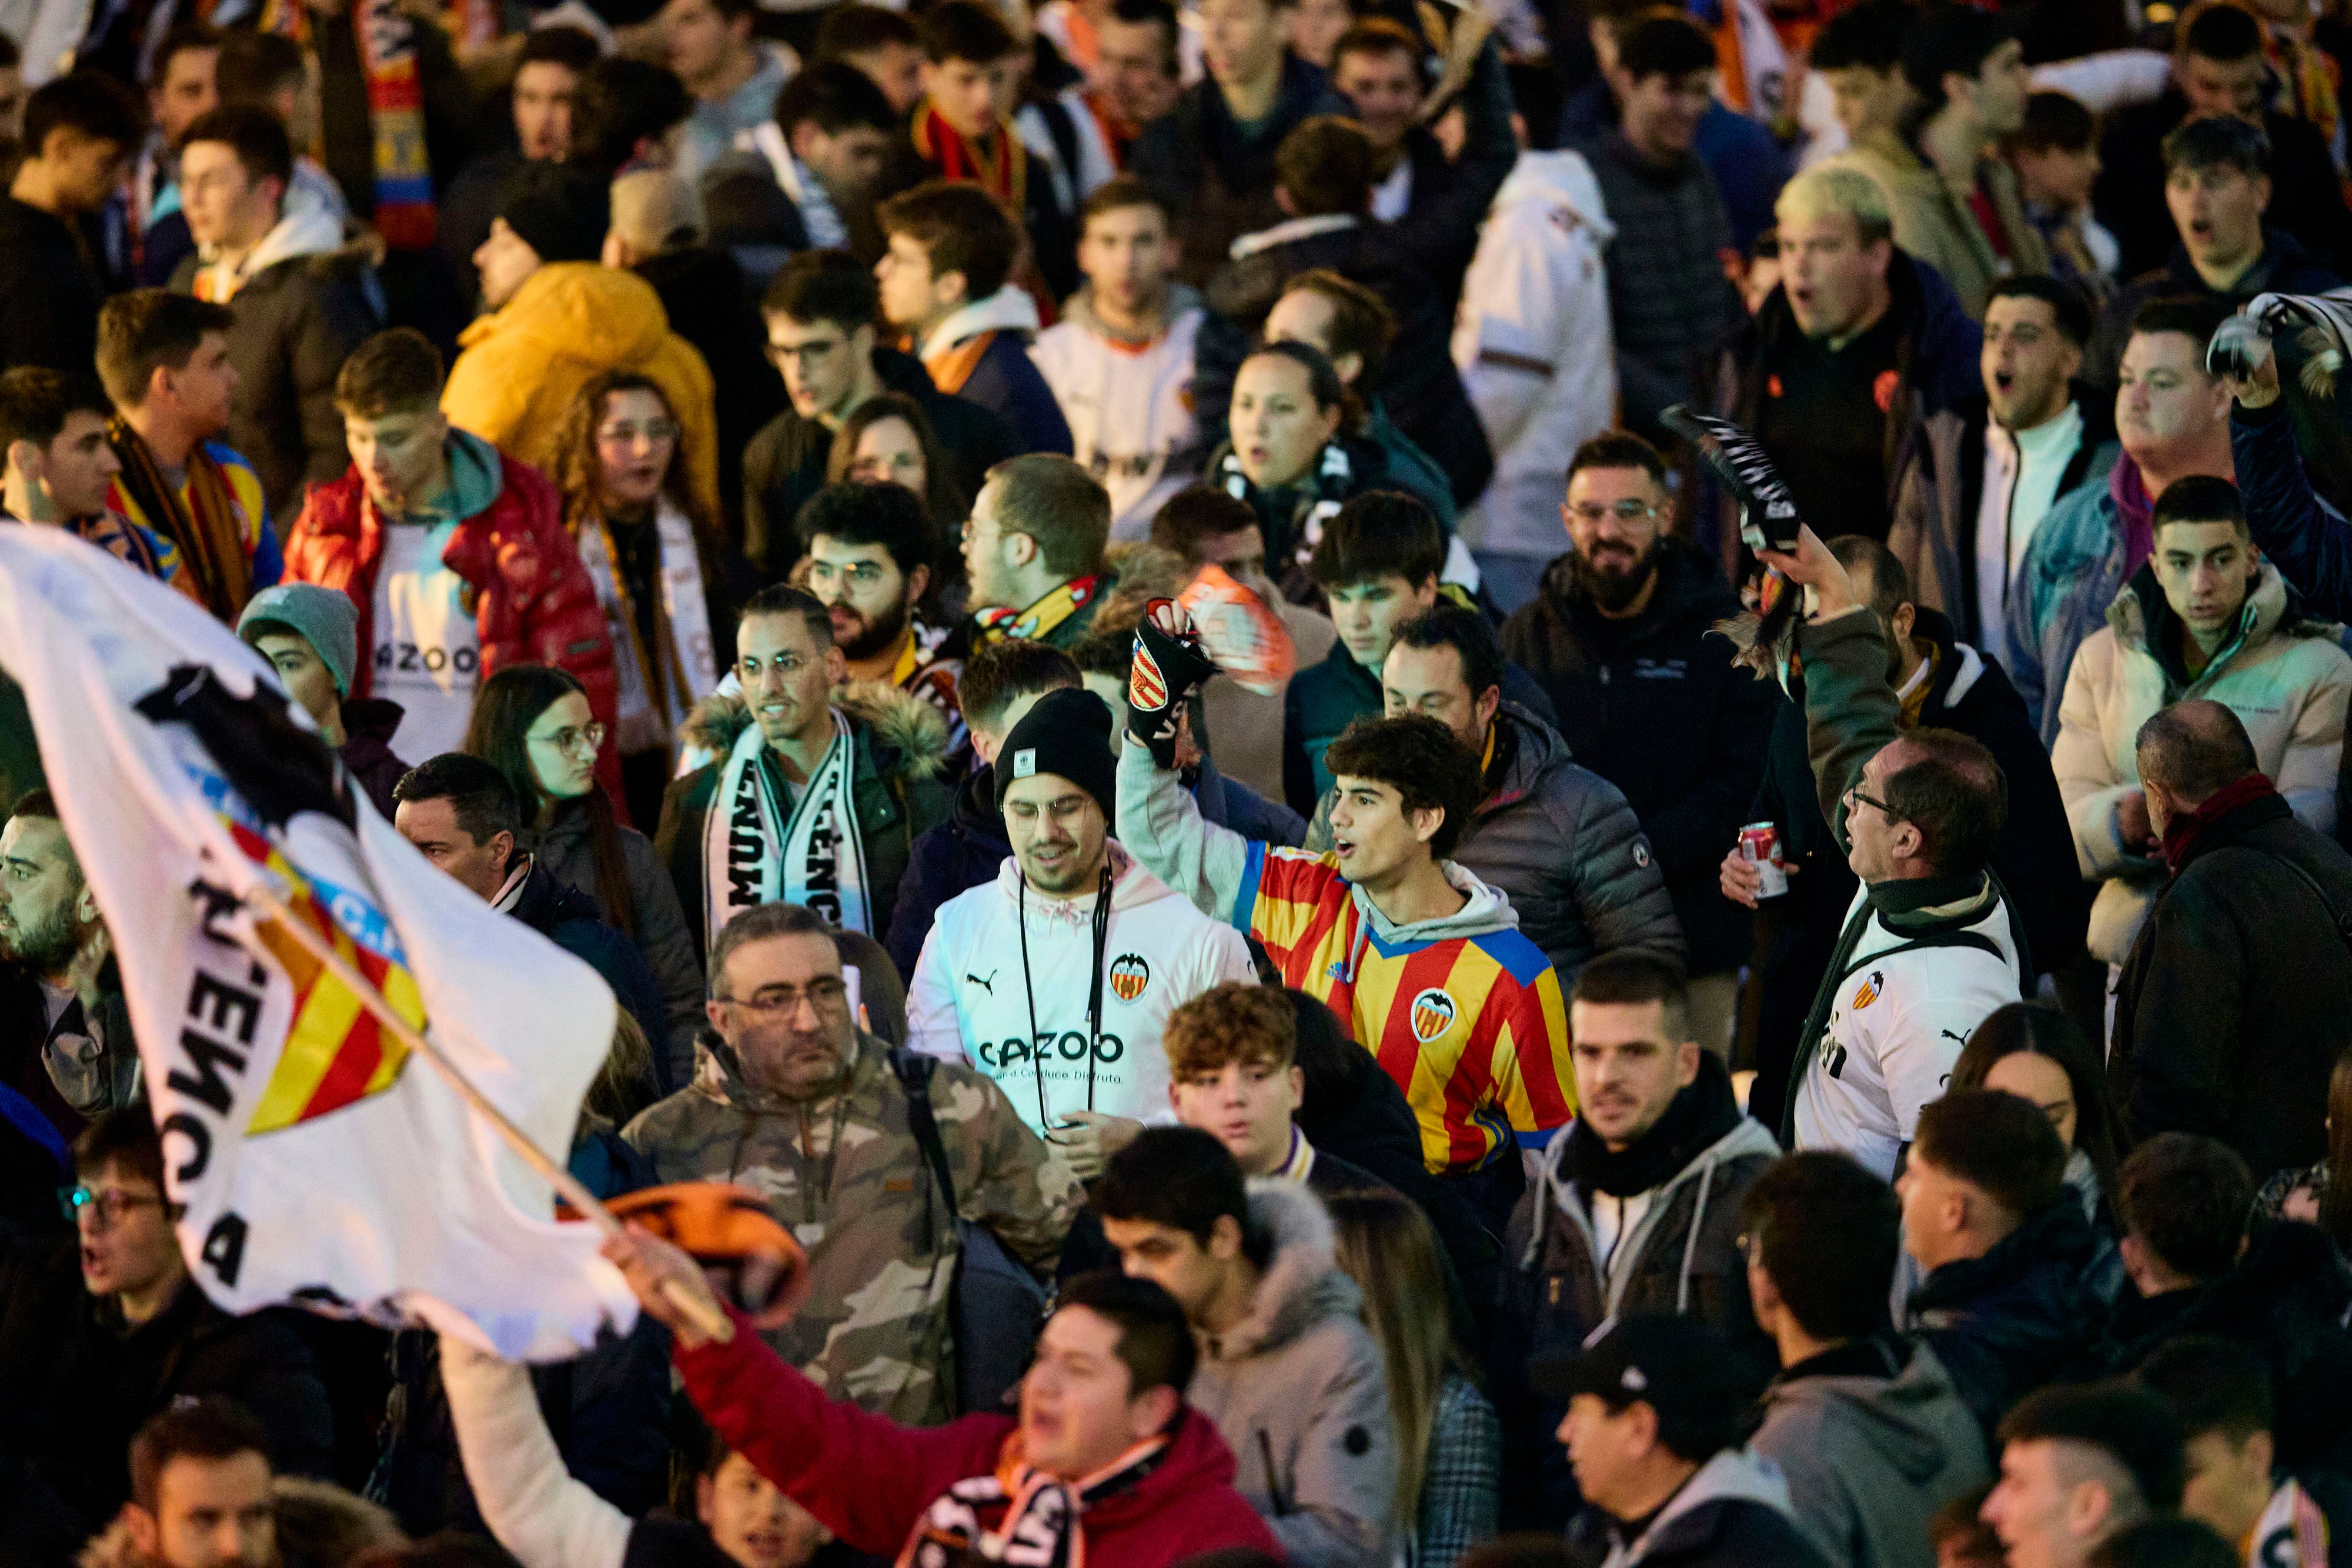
[703,707,873,937]
[577,499,717,755]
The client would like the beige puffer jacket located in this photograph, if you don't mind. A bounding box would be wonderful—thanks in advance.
[2054,561,2352,960]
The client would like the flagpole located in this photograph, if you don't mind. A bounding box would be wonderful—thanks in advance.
[241,878,734,1345]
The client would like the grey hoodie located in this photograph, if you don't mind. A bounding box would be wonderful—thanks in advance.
[1748,1341,1990,1568]
[1190,1179,1396,1568]
[1587,1446,1822,1568]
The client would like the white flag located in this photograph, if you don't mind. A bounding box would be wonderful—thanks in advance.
[0,527,634,1360]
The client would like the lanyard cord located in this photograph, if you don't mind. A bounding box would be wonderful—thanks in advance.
[1015,860,1115,1125]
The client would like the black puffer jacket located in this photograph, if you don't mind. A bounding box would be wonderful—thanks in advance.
[1906,1196,2110,1436]
[1500,540,1775,974]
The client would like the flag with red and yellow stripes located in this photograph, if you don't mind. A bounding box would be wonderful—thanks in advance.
[1230,841,1575,1175]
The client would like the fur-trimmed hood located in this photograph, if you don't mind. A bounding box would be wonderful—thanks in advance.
[681,678,952,784]
[1201,1178,1364,1365]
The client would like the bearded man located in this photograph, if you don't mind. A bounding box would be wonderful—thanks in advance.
[797,480,964,751]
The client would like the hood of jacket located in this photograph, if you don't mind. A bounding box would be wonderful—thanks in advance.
[1058,281,1205,342]
[1202,1177,1365,1363]
[987,843,1181,924]
[1539,534,1742,641]
[1608,1447,1798,1566]
[442,427,506,523]
[462,260,678,368]
[1349,858,1521,948]
[953,760,1014,847]
[1492,149,1616,242]
[1760,1339,1975,1485]
[340,694,404,745]
[1482,701,1576,816]
[198,206,356,293]
[1061,1403,1250,1536]
[921,283,1043,359]
[681,678,953,787]
[2112,559,2321,690]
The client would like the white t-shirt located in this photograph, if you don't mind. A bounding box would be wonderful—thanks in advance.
[372,518,482,761]
[1975,402,2086,657]
[1030,306,1204,541]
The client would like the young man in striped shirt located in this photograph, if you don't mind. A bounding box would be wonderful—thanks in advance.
[1116,600,1573,1227]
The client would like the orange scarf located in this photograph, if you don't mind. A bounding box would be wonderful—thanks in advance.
[912,101,1028,212]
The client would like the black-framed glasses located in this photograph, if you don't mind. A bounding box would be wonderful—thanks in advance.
[713,978,850,1018]
[1844,783,1902,821]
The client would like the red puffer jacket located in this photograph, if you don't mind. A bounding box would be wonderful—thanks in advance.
[282,441,625,813]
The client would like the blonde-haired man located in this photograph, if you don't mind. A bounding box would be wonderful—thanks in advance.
[1707,160,1984,571]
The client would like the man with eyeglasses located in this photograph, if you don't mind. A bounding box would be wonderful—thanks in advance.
[623,899,1083,1427]
[798,480,965,754]
[0,1109,332,1534]
[744,248,1014,582]
[1758,526,2027,1183]
[1501,432,1776,1058]
[285,327,619,785]
[657,584,956,957]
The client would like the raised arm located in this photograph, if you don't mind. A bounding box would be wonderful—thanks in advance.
[2226,358,2352,620]
[442,1336,633,1568]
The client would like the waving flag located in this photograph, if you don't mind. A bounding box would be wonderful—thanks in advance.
[0,527,632,1360]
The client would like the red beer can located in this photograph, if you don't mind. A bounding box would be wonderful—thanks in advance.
[1739,821,1789,899]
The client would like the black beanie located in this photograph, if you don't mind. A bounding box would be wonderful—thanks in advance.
[996,688,1118,823]
[497,162,609,265]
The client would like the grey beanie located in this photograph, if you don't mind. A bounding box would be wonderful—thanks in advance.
[238,583,359,697]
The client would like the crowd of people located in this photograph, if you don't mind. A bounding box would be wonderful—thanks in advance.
[10,0,2352,1563]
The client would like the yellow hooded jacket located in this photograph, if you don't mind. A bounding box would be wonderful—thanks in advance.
[441,262,720,523]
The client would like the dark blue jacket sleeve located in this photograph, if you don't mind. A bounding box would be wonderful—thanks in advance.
[2231,397,2352,620]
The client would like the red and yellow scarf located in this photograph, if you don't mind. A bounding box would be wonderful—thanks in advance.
[912,101,1028,212]
[260,0,436,249]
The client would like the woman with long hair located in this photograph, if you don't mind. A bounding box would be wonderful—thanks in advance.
[1325,1187,1498,1568]
[464,663,704,1094]
[828,394,970,552]
[1949,1002,2122,1229]
[554,369,723,831]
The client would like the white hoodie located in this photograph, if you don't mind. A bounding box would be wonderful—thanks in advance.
[1452,151,1618,560]
[907,844,1257,1132]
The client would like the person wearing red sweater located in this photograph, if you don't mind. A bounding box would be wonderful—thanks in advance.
[604,1228,1279,1568]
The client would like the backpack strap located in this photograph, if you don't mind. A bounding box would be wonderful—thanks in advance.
[889,1047,958,1246]
[1830,929,2007,987]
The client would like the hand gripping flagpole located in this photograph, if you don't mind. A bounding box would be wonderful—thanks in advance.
[240,877,734,1346]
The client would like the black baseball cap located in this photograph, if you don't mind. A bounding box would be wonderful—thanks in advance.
[1529,1315,1748,1432]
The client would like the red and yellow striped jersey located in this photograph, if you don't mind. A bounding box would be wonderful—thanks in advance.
[1231,841,1576,1175]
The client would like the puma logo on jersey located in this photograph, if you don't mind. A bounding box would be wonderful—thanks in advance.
[967,971,997,995]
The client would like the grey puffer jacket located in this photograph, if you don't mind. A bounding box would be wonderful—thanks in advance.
[535,803,706,1096]
[1748,1338,1990,1568]
[1308,704,1683,987]
[1191,1179,1396,1568]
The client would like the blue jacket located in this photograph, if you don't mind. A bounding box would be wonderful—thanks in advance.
[2003,469,2129,747]
[2232,395,2352,621]
[960,331,1073,458]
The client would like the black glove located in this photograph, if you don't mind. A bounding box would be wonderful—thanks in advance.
[1128,602,1220,770]
[1663,404,1803,554]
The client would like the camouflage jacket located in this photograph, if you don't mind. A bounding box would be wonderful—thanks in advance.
[620,1028,1083,1426]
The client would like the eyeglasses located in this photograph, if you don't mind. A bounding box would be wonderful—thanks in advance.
[61,1184,170,1227]
[597,420,680,447]
[1844,783,1902,821]
[1566,500,1663,525]
[529,721,607,757]
[806,559,891,590]
[714,978,850,1017]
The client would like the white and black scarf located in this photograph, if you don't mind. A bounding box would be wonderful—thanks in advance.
[896,1434,1168,1568]
[1219,440,1352,577]
[702,708,871,936]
